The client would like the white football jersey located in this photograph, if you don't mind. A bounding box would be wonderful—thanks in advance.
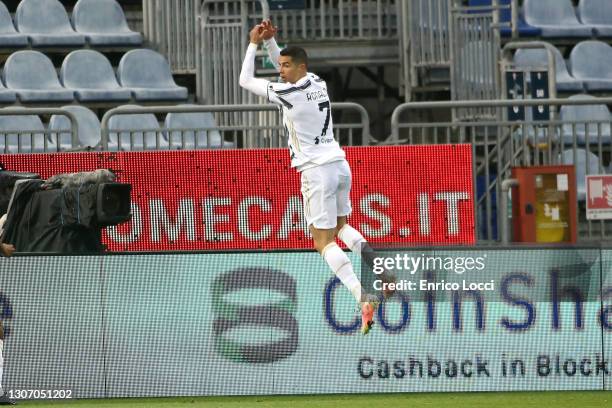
[267,73,345,171]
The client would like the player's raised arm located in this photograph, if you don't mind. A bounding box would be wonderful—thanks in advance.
[239,24,270,98]
[261,19,281,71]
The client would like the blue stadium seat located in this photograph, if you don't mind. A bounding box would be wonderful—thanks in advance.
[468,0,541,37]
[15,0,86,47]
[49,105,101,150]
[164,106,232,149]
[108,105,167,151]
[117,49,188,102]
[569,41,612,92]
[560,94,611,145]
[524,0,594,38]
[559,148,603,201]
[3,51,74,102]
[72,0,143,46]
[0,110,52,153]
[0,2,29,47]
[0,77,17,103]
[578,0,612,37]
[60,50,132,102]
[513,46,584,92]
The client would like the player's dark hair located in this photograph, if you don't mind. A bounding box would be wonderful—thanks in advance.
[280,46,308,67]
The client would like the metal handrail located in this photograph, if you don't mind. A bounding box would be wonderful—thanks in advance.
[0,108,79,152]
[390,97,612,143]
[100,102,370,149]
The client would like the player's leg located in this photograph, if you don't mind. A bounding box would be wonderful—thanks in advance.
[302,165,365,305]
[334,162,395,301]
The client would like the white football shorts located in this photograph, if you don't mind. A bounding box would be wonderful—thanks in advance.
[300,159,352,229]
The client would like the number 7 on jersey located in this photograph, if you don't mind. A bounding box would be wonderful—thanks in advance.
[317,101,331,145]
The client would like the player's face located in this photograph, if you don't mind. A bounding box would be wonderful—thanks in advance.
[278,56,306,84]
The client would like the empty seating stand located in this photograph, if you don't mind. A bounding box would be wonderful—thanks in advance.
[16,0,85,47]
[570,41,612,92]
[468,0,541,37]
[560,94,612,145]
[524,0,594,38]
[0,2,28,48]
[107,105,167,151]
[118,49,188,102]
[513,46,584,92]
[0,110,50,153]
[72,0,143,46]
[578,0,612,37]
[165,106,228,149]
[60,50,131,102]
[49,105,102,150]
[3,51,74,102]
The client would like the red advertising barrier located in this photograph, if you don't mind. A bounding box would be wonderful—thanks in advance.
[0,145,475,250]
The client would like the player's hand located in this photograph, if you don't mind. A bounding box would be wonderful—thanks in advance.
[260,19,277,40]
[0,242,15,257]
[249,24,265,45]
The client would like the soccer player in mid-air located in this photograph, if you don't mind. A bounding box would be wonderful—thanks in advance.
[239,20,384,334]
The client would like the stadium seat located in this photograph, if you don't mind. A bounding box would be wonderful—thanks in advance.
[49,105,102,150]
[164,106,232,149]
[560,94,611,145]
[0,2,29,47]
[559,149,603,201]
[107,105,167,151]
[468,0,541,37]
[578,0,612,37]
[0,110,52,153]
[117,49,188,102]
[60,50,132,102]
[15,0,86,47]
[513,46,584,92]
[72,0,143,46]
[0,78,17,103]
[569,41,612,92]
[523,0,594,38]
[3,51,74,102]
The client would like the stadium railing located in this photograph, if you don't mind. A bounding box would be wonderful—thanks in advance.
[401,0,510,105]
[143,0,397,75]
[142,0,201,74]
[0,108,79,153]
[269,0,397,41]
[390,97,612,243]
[99,102,371,150]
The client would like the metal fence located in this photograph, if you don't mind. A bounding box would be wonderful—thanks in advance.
[98,102,370,150]
[270,0,398,41]
[449,0,508,119]
[390,97,612,243]
[143,0,399,75]
[401,0,512,104]
[142,0,200,74]
[0,108,79,154]
[402,0,451,92]
[196,0,269,108]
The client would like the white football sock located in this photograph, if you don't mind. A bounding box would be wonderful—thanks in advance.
[322,242,363,303]
[338,224,367,255]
